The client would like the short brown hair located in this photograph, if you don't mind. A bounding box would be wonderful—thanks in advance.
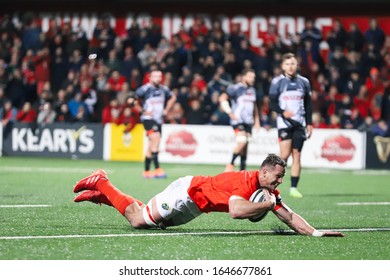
[260,154,287,169]
[282,52,296,62]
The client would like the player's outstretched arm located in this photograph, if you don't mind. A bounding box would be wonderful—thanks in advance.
[273,204,344,237]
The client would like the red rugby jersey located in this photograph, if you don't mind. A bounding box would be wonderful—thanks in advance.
[188,170,282,213]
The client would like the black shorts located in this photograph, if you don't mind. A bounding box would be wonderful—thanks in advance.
[278,126,307,152]
[233,123,253,134]
[142,119,162,136]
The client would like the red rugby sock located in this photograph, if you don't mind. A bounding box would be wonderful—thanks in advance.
[96,179,136,215]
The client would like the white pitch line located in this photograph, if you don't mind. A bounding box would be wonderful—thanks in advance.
[337,202,390,206]
[0,205,52,208]
[1,228,390,240]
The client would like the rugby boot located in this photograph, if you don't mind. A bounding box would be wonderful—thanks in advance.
[74,190,113,206]
[154,168,167,179]
[73,169,108,193]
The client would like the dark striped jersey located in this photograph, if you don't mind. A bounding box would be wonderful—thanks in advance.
[226,82,257,125]
[269,74,311,129]
[135,83,173,124]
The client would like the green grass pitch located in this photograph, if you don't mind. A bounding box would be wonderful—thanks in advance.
[0,157,389,260]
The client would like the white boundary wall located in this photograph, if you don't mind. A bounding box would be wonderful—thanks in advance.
[156,125,366,169]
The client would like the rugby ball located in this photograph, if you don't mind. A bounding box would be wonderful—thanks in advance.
[248,189,269,223]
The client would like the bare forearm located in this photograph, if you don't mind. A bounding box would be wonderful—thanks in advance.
[285,212,315,236]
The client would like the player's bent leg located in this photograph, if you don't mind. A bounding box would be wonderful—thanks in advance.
[291,149,302,177]
[289,148,303,198]
[279,140,292,161]
[149,132,161,153]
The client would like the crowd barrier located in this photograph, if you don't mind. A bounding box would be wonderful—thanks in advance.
[1,123,389,169]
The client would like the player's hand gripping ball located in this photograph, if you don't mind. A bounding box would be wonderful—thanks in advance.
[248,189,270,223]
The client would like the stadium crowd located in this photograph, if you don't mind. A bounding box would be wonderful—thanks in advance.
[0,13,390,137]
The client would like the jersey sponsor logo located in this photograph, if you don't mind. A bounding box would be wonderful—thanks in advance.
[320,135,355,163]
[165,130,197,157]
[282,95,303,101]
[161,203,170,210]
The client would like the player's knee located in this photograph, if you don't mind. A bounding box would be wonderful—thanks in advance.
[141,202,160,228]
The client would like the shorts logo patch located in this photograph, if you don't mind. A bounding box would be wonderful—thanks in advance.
[280,131,288,139]
[161,203,170,210]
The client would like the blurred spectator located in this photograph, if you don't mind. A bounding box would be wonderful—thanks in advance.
[188,17,209,40]
[361,43,383,77]
[1,14,390,133]
[353,85,371,119]
[55,103,73,123]
[202,55,217,81]
[345,51,362,77]
[21,14,42,52]
[61,70,79,91]
[72,104,90,122]
[346,22,364,53]
[312,112,328,128]
[37,101,56,125]
[328,114,342,129]
[190,72,207,94]
[78,80,97,117]
[371,119,390,136]
[177,66,193,88]
[365,18,386,53]
[357,115,374,132]
[259,94,275,129]
[68,49,84,73]
[346,70,364,98]
[365,67,384,120]
[345,108,365,129]
[107,70,126,98]
[186,99,206,124]
[209,20,226,46]
[105,49,121,72]
[227,23,246,50]
[207,71,231,95]
[50,46,68,93]
[210,104,230,125]
[101,98,122,124]
[0,99,17,134]
[300,18,323,73]
[323,85,343,121]
[68,92,88,118]
[381,86,390,122]
[311,89,326,116]
[137,43,157,70]
[328,47,348,78]
[5,68,26,109]
[93,15,116,57]
[327,19,347,53]
[165,102,185,124]
[337,94,353,128]
[155,37,170,64]
[16,101,37,123]
[120,46,140,78]
[117,82,132,105]
[121,106,141,133]
[128,68,142,91]
[33,47,51,94]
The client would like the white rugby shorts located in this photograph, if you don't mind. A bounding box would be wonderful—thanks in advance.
[155,176,202,226]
